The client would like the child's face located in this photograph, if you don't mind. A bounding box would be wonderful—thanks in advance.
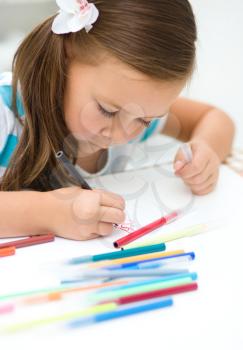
[64,56,185,156]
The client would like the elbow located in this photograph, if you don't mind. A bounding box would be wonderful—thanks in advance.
[217,107,235,158]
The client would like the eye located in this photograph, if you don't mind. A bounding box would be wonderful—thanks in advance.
[97,102,152,128]
[139,119,152,128]
[97,103,118,118]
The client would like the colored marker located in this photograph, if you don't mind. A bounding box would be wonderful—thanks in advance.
[56,151,120,229]
[113,211,181,248]
[62,267,189,282]
[106,252,195,270]
[0,280,129,315]
[104,282,198,306]
[181,143,193,163]
[67,298,173,329]
[0,279,131,302]
[124,224,209,249]
[87,249,185,269]
[89,274,198,302]
[3,303,117,333]
[0,234,54,250]
[67,243,166,265]
[111,144,192,250]
[94,272,198,294]
[0,246,15,257]
[56,151,92,190]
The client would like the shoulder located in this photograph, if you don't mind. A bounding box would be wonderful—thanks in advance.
[0,72,24,168]
[130,116,168,144]
[0,72,25,116]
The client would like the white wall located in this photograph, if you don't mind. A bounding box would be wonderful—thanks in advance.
[0,0,242,146]
[184,0,243,147]
[0,0,56,70]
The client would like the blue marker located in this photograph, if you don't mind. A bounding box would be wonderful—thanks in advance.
[67,298,173,328]
[105,252,195,270]
[61,272,196,286]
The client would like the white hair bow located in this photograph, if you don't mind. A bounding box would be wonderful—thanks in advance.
[52,0,99,34]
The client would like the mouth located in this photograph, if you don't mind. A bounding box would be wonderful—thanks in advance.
[89,138,113,149]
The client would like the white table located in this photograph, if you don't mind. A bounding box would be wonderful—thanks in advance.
[0,165,243,349]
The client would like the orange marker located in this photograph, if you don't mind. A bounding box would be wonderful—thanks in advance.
[0,246,16,258]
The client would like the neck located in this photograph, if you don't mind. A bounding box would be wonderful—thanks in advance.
[75,147,107,174]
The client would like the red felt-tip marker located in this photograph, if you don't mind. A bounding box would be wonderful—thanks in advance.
[0,234,55,250]
[111,282,198,306]
[113,211,181,248]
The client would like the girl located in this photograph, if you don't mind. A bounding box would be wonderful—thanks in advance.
[0,0,234,240]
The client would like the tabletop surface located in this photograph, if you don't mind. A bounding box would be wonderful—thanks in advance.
[0,165,243,349]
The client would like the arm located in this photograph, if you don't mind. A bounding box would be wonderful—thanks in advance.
[161,98,235,195]
[162,97,235,162]
[0,188,125,240]
[0,191,50,237]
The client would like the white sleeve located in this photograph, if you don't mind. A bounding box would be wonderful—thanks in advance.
[155,114,169,134]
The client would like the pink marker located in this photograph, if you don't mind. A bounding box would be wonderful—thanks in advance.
[113,211,181,248]
[0,303,15,315]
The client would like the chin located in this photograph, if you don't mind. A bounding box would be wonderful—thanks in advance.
[91,140,112,150]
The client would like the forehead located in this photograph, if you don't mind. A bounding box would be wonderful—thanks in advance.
[92,57,186,116]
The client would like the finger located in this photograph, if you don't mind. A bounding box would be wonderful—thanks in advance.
[190,174,216,193]
[84,233,101,241]
[177,158,209,179]
[72,191,100,225]
[94,189,125,210]
[174,148,188,172]
[184,161,215,185]
[190,173,218,194]
[99,206,125,224]
[193,183,217,196]
[67,231,100,241]
[97,222,114,237]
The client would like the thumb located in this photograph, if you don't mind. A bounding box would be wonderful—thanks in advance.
[174,149,187,172]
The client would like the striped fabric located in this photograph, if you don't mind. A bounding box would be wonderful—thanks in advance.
[0,72,24,178]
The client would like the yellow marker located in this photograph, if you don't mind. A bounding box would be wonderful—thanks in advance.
[87,249,184,269]
[124,224,209,249]
[3,303,117,333]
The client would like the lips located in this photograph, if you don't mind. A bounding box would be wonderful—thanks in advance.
[89,138,113,149]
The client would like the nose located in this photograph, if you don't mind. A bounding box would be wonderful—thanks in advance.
[101,118,134,145]
[100,126,112,139]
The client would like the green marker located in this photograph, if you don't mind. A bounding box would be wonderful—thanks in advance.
[89,276,196,302]
[67,243,166,264]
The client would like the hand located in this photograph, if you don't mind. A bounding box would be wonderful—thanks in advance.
[174,140,220,195]
[44,187,126,240]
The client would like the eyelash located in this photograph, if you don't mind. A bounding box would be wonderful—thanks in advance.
[97,103,118,118]
[97,103,152,128]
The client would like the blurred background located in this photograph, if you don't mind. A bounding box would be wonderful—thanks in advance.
[0,0,243,148]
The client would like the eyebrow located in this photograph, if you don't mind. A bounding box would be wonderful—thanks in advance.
[95,96,169,119]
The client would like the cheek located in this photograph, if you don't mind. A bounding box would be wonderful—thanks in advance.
[65,101,104,140]
[115,116,144,142]
[130,122,145,139]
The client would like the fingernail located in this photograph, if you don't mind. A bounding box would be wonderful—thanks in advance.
[174,160,185,171]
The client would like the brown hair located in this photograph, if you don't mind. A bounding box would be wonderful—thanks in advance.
[1,0,197,191]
